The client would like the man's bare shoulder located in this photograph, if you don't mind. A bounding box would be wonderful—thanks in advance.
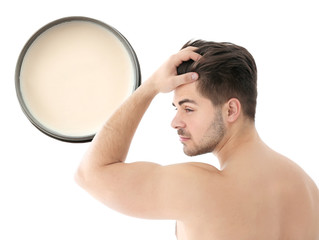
[163,162,225,197]
[167,162,221,177]
[184,162,220,172]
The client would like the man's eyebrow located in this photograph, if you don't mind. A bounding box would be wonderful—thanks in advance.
[172,99,198,107]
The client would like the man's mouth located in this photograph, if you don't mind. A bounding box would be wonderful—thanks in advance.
[177,129,191,142]
[179,135,190,142]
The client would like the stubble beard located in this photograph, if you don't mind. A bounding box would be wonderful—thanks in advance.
[179,110,226,157]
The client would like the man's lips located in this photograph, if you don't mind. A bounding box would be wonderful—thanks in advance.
[179,135,190,142]
[177,129,190,142]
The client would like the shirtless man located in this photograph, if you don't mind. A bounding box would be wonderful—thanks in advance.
[75,40,319,239]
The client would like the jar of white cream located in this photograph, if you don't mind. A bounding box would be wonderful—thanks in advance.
[15,16,141,142]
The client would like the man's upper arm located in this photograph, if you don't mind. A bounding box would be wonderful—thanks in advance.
[76,161,221,220]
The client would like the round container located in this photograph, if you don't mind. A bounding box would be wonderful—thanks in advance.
[15,16,141,142]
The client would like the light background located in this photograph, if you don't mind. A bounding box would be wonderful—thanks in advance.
[1,0,318,239]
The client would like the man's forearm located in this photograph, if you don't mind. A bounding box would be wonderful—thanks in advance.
[78,80,158,170]
[76,47,200,184]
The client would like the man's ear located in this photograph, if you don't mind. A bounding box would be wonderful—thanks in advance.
[225,98,241,123]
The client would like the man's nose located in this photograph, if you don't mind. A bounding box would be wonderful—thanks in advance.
[171,112,186,129]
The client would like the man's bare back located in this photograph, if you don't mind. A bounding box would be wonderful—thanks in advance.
[175,146,319,239]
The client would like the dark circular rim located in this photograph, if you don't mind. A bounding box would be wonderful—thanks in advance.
[15,16,141,143]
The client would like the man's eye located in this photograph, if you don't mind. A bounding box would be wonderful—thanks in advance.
[185,108,193,112]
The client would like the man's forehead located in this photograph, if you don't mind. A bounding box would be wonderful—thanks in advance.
[173,82,199,102]
[172,81,213,107]
[174,81,196,93]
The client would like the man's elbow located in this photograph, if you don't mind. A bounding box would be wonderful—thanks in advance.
[74,163,95,190]
[74,164,120,209]
[74,163,106,193]
[74,166,86,188]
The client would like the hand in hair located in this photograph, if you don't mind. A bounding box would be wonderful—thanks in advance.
[147,46,201,93]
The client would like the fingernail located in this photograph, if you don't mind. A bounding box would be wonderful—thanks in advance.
[192,73,199,80]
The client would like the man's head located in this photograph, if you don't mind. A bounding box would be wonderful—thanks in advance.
[177,40,257,121]
[172,40,258,156]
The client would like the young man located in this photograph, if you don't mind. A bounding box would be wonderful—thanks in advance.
[75,40,319,239]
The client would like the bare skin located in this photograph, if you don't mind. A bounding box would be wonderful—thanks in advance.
[75,47,319,239]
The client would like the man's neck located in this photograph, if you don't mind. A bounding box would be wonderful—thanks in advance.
[214,122,261,170]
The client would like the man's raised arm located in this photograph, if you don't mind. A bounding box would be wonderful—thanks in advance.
[74,47,200,219]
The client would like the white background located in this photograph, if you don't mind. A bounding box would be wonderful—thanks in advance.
[1,0,318,239]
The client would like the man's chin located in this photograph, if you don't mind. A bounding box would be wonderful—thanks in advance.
[183,146,199,157]
[183,146,212,157]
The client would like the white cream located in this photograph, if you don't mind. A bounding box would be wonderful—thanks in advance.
[20,20,136,138]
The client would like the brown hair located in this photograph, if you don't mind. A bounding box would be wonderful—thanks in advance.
[177,40,258,121]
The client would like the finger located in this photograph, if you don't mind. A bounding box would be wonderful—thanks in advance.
[188,51,202,62]
[174,49,201,67]
[173,72,199,88]
[180,48,201,60]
